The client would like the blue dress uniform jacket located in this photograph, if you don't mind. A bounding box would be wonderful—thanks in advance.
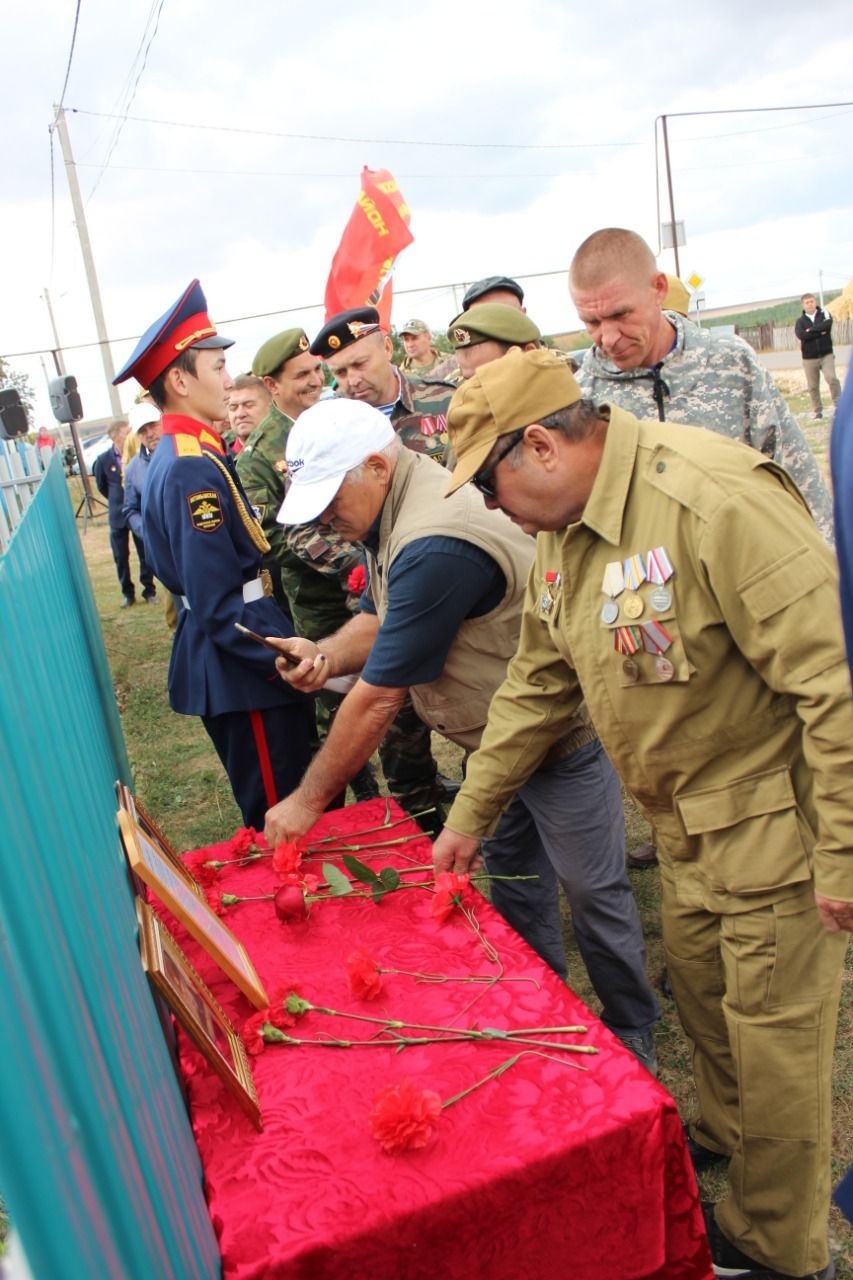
[93,446,129,531]
[142,414,304,718]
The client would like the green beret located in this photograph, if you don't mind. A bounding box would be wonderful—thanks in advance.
[252,328,311,378]
[447,303,541,350]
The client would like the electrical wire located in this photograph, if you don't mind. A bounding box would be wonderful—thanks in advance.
[49,0,82,278]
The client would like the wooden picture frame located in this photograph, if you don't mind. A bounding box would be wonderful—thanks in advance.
[136,899,262,1130]
[118,808,268,1010]
[115,781,204,897]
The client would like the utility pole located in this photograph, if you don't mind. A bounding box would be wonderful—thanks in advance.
[660,115,680,278]
[51,105,122,417]
[42,287,66,375]
[818,269,825,310]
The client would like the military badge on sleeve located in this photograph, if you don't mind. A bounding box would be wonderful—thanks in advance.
[187,489,224,532]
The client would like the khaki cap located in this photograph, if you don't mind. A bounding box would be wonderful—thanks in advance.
[448,303,541,349]
[445,347,582,495]
[663,275,690,317]
[398,318,429,335]
[252,328,311,378]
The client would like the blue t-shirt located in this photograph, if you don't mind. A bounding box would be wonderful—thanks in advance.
[360,535,506,687]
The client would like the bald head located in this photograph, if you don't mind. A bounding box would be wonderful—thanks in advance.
[568,228,672,370]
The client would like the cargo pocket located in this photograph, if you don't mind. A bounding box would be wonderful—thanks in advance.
[676,767,812,895]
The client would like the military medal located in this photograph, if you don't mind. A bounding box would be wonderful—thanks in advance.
[646,546,673,585]
[650,585,672,612]
[623,593,644,620]
[540,569,561,617]
[641,620,673,654]
[622,658,640,683]
[602,561,624,597]
[614,626,641,655]
[655,656,675,681]
[601,601,619,625]
[623,553,647,591]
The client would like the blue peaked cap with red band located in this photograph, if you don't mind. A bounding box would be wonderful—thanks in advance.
[113,278,234,387]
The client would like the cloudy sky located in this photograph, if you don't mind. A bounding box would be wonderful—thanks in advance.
[3,0,853,425]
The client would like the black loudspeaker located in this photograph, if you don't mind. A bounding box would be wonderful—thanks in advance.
[49,374,83,423]
[0,388,29,439]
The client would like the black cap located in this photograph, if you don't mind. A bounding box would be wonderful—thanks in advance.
[311,307,383,359]
[462,275,525,311]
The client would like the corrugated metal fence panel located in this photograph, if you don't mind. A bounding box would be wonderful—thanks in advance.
[0,456,220,1279]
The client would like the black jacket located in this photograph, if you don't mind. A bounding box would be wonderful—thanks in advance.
[795,307,834,359]
[93,447,128,531]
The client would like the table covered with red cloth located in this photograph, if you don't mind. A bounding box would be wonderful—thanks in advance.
[167,798,712,1280]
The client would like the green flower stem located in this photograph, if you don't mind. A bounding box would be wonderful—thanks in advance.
[441,1049,586,1108]
[307,809,436,847]
[383,966,540,989]
[295,1002,591,1046]
[263,1029,595,1055]
[207,850,272,868]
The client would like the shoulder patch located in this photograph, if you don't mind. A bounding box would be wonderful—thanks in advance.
[175,434,202,457]
[187,489,223,532]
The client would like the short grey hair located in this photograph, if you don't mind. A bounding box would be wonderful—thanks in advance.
[344,434,402,483]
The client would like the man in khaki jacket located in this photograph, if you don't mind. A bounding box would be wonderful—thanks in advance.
[262,395,659,1064]
[433,346,853,1280]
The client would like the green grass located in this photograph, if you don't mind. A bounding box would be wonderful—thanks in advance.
[67,391,853,1274]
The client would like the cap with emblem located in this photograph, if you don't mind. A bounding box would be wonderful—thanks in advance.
[278,398,396,525]
[252,328,312,378]
[447,303,541,349]
[445,347,582,495]
[461,275,525,311]
[398,318,430,336]
[113,279,234,386]
[128,402,162,433]
[310,307,383,360]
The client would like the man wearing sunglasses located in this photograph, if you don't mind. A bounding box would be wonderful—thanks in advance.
[432,346,853,1280]
[262,394,660,1071]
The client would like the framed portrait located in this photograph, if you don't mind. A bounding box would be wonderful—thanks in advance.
[118,808,268,1010]
[136,899,262,1130]
[115,781,204,896]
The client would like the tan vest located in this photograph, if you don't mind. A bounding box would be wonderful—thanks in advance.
[366,449,534,750]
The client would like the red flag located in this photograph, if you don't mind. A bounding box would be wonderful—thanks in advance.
[324,167,413,329]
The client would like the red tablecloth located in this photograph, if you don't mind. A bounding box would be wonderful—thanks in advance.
[169,798,712,1280]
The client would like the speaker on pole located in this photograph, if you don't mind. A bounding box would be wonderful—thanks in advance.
[49,374,83,424]
[0,389,29,440]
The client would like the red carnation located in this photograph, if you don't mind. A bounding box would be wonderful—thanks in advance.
[273,840,304,878]
[204,887,226,916]
[242,1010,273,1056]
[370,1078,442,1153]
[347,564,367,594]
[346,949,383,1000]
[183,849,220,887]
[430,872,471,923]
[229,826,257,856]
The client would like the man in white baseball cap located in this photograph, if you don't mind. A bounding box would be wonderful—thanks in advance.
[264,398,660,1067]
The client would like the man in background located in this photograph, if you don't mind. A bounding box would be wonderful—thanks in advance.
[94,418,157,609]
[462,275,526,311]
[397,318,460,383]
[795,292,842,420]
[569,228,833,542]
[227,374,271,453]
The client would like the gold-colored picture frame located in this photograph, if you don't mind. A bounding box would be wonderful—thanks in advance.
[136,899,262,1131]
[117,808,268,1010]
[115,781,204,897]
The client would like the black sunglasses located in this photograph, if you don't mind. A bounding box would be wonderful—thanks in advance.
[471,429,526,498]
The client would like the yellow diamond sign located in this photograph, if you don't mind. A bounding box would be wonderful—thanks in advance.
[688,273,704,291]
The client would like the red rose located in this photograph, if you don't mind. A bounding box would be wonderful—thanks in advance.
[273,840,304,877]
[347,564,367,594]
[430,872,471,923]
[183,849,220,887]
[370,1078,442,1153]
[274,885,309,923]
[346,949,383,1000]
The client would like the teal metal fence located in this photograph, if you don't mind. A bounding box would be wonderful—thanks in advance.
[0,455,220,1278]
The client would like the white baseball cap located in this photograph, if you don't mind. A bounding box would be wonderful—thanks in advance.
[128,402,162,433]
[277,398,396,525]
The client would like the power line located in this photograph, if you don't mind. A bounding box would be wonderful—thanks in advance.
[85,0,167,204]
[68,107,639,151]
[56,1,82,114]
[74,162,594,179]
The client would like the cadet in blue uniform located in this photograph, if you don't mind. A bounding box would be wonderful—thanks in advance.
[113,280,313,828]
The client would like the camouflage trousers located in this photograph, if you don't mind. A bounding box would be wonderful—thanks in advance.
[378,695,443,837]
[314,689,380,804]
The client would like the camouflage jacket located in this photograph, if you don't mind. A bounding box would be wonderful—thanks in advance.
[400,350,462,386]
[575,310,833,541]
[390,369,457,466]
[236,402,360,639]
